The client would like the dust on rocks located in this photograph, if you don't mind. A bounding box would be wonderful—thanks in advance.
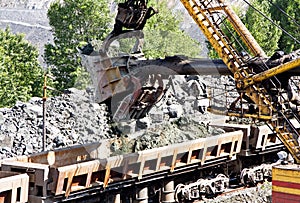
[0,88,112,158]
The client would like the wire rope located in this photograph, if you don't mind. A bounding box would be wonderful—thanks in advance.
[266,0,300,27]
[205,0,250,59]
[241,0,300,45]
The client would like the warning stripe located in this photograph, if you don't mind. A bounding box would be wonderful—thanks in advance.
[273,168,300,185]
[273,191,300,203]
[273,180,300,196]
[273,180,300,191]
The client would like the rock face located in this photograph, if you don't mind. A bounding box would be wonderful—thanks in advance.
[0,1,54,64]
[0,0,54,9]
[0,88,111,159]
[0,73,226,158]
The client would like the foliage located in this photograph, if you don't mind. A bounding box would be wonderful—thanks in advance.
[45,0,112,92]
[208,0,281,58]
[0,28,43,107]
[142,0,201,58]
[243,0,282,56]
[113,0,201,58]
[271,0,300,53]
[208,6,247,58]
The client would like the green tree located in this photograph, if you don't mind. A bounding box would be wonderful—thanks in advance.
[243,0,282,56]
[0,28,43,107]
[208,0,282,58]
[45,0,111,92]
[207,6,249,59]
[142,0,201,58]
[271,0,300,53]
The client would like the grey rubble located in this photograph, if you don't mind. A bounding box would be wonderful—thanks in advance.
[0,88,111,159]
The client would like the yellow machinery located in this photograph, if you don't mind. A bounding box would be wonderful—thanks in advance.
[179,0,300,163]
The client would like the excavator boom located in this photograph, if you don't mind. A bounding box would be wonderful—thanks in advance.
[180,0,300,163]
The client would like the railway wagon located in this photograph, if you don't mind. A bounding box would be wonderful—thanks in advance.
[0,121,289,203]
[0,171,28,203]
[0,129,243,203]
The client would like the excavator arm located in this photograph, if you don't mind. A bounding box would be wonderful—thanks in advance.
[243,57,300,88]
[80,0,300,163]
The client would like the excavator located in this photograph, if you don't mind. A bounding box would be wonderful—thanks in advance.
[176,0,300,165]
[80,0,300,166]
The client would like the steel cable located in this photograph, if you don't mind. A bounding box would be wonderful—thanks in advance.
[241,0,300,45]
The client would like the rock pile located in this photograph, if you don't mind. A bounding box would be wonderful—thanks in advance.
[0,74,228,159]
[0,88,112,159]
[0,75,225,159]
[136,116,225,149]
[110,113,226,155]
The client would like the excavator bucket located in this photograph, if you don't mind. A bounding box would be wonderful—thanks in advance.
[79,30,166,121]
[113,0,157,34]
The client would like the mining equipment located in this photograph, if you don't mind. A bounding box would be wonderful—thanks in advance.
[174,1,300,202]
[0,0,299,203]
[80,0,300,202]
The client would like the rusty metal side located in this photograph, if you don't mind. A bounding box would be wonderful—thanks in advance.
[105,130,243,180]
[1,161,49,198]
[72,130,240,193]
[211,123,286,156]
[1,130,244,198]
[0,129,244,199]
[0,141,110,199]
[0,171,29,203]
[27,141,110,167]
[52,159,103,196]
